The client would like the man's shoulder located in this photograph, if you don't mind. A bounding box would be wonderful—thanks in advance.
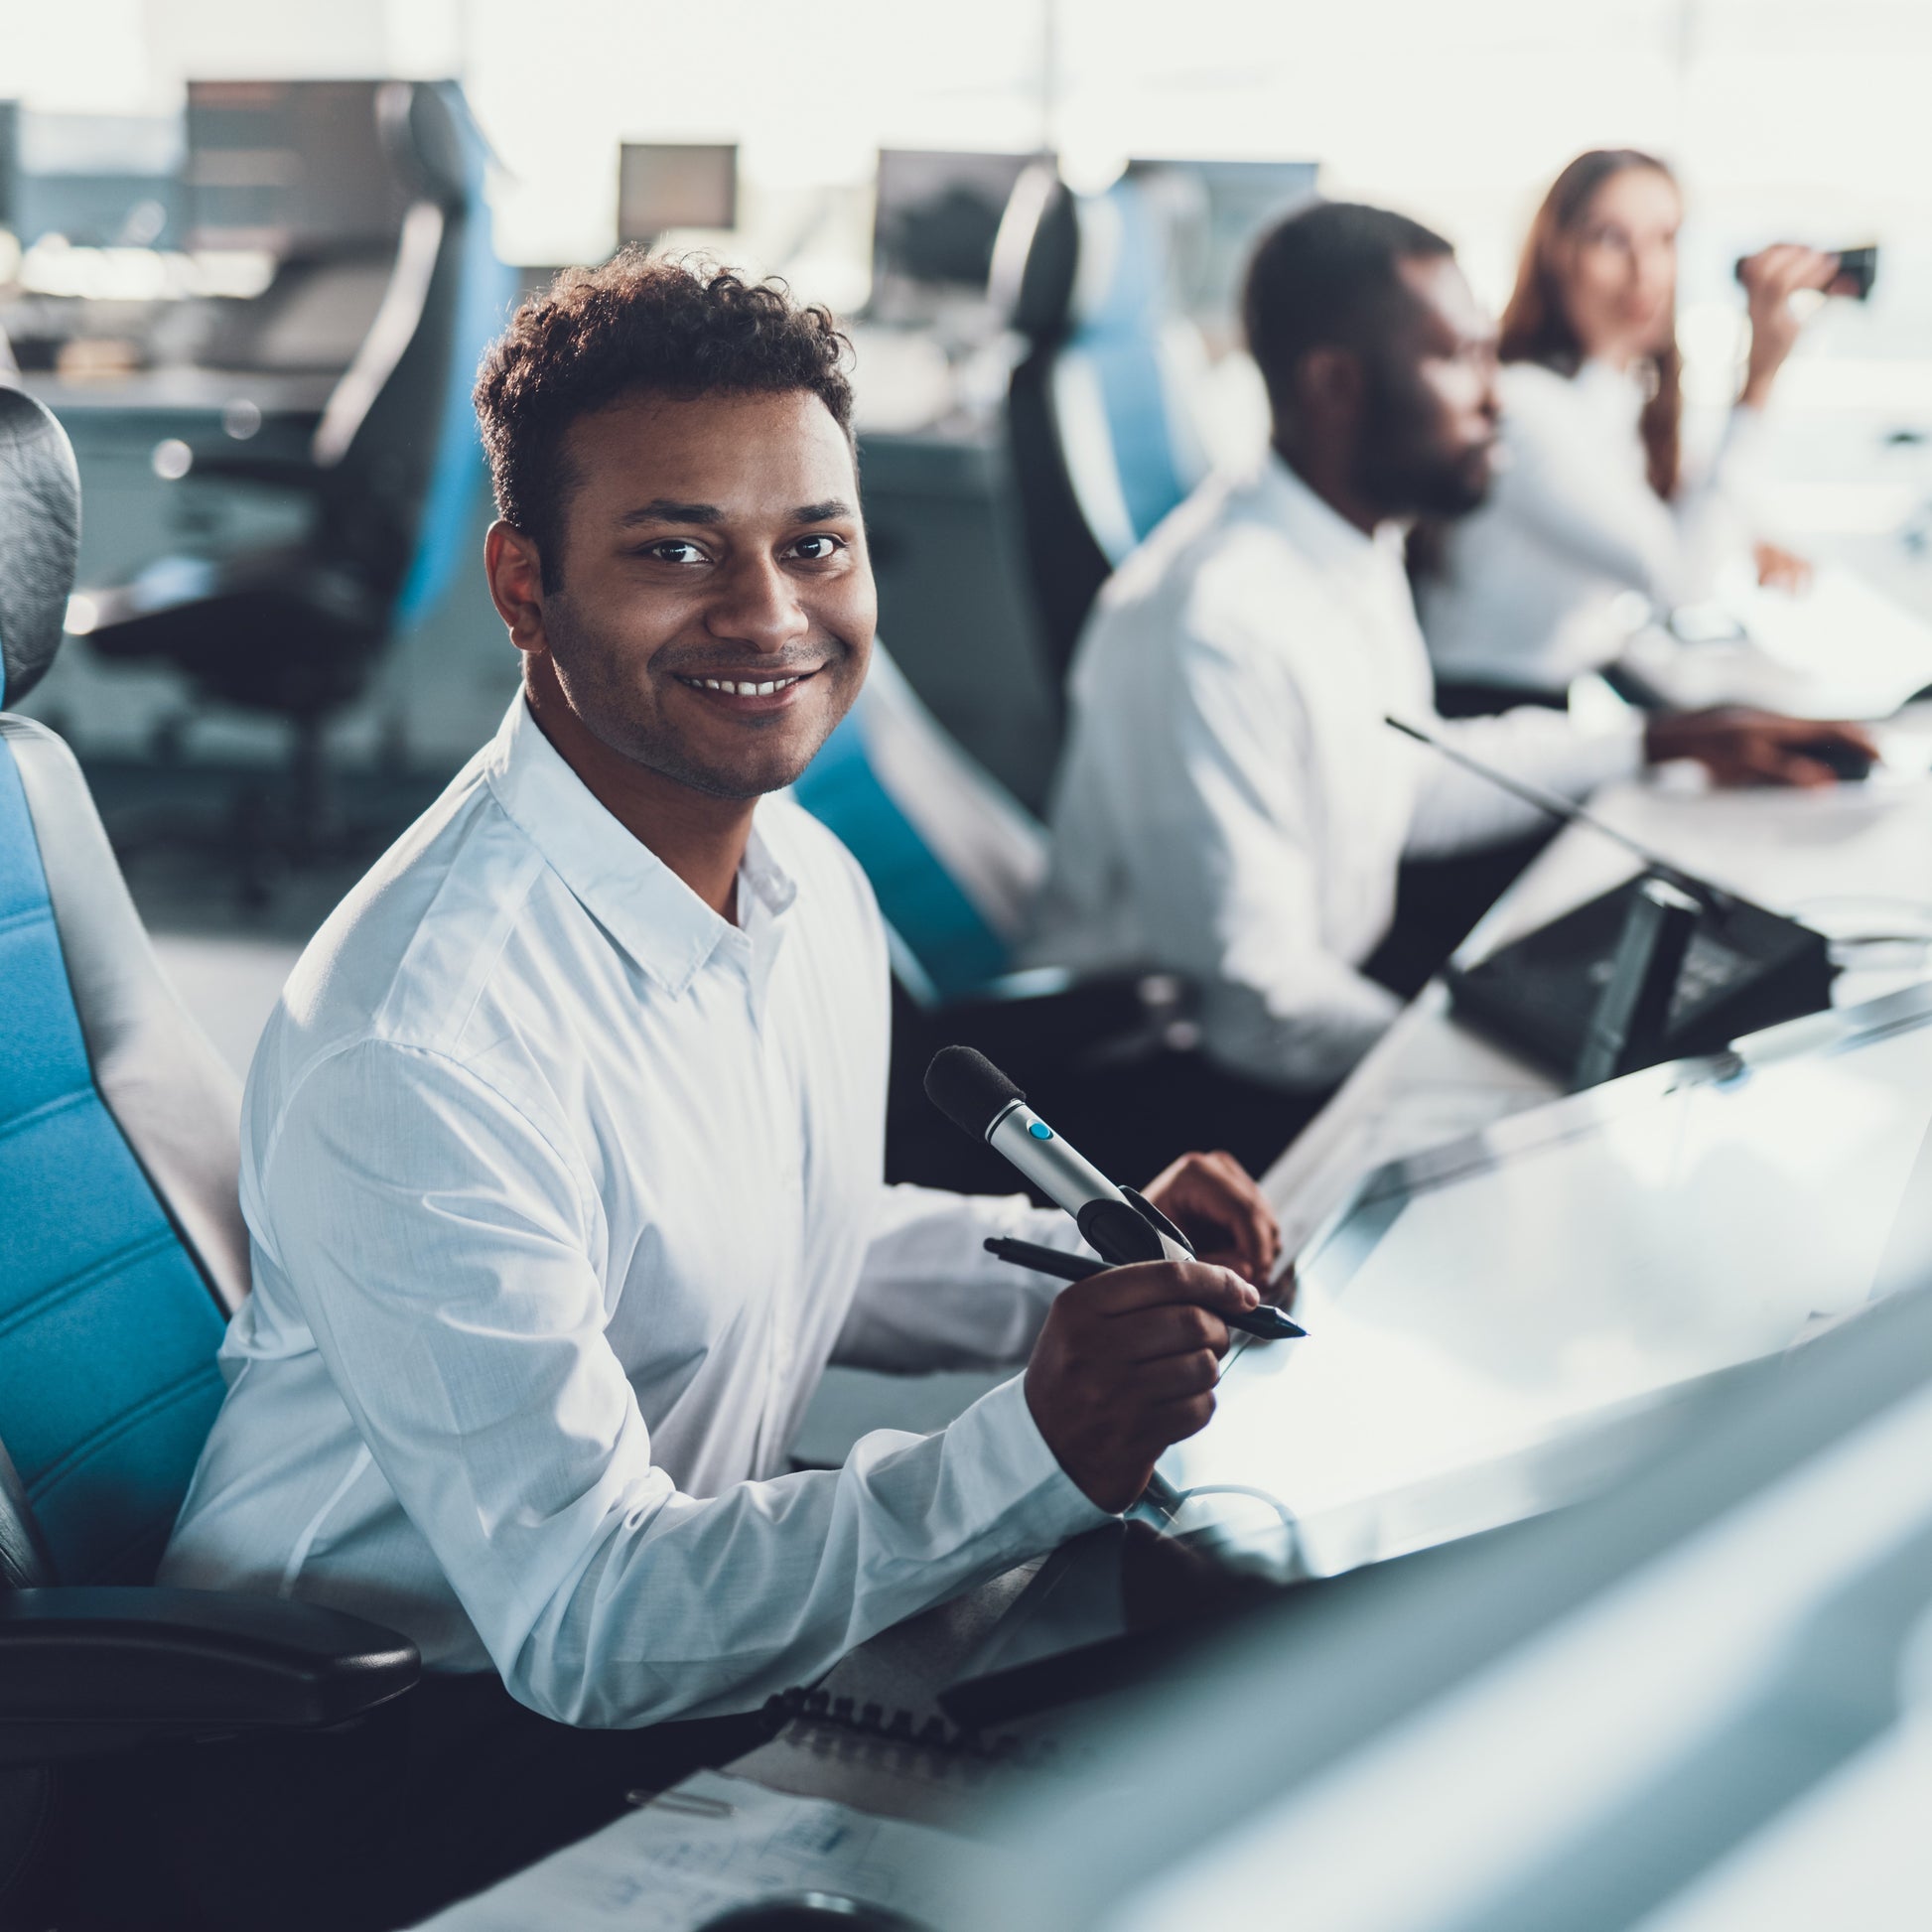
[263,765,551,1084]
[1083,472,1326,676]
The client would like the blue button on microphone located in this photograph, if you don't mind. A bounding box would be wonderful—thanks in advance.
[1029,1121,1053,1140]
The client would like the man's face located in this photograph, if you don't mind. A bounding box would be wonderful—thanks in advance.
[528,388,875,800]
[1355,255,1501,520]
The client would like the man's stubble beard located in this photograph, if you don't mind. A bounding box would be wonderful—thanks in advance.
[543,599,855,802]
[1355,366,1494,523]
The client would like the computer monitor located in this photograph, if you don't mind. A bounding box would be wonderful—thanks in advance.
[869,147,1042,325]
[185,79,411,252]
[6,110,184,249]
[1124,156,1318,327]
[617,142,737,246]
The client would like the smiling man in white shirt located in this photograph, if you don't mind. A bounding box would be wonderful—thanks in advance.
[1028,202,1874,1111]
[153,256,1278,1929]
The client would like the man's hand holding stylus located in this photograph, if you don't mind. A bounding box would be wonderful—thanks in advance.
[1026,1261,1259,1513]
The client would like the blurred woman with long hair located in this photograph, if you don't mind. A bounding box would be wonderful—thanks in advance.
[1418,148,1844,709]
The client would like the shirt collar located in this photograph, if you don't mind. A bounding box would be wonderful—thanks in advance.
[1250,449,1412,585]
[482,696,797,999]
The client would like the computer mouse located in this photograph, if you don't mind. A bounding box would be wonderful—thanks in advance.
[696,1894,931,1931]
[1795,738,1876,782]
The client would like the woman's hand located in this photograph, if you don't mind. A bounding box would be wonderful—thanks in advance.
[1738,245,1844,409]
[1753,539,1814,595]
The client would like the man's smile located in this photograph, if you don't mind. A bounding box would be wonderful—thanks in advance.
[671,664,828,712]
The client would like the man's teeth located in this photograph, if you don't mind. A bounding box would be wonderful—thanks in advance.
[687,675,803,697]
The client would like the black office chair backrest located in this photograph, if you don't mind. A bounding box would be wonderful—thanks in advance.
[305,81,485,599]
[0,386,78,709]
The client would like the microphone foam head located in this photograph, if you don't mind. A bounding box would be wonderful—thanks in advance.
[924,1046,1025,1142]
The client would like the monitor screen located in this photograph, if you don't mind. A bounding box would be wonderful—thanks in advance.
[186,79,410,251]
[870,147,1041,323]
[617,142,737,244]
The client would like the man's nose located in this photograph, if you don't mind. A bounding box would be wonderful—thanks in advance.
[705,555,811,652]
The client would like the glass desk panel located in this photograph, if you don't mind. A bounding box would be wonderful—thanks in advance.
[1159,991,1932,1571]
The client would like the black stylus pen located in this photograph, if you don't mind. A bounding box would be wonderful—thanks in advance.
[983,1237,1306,1339]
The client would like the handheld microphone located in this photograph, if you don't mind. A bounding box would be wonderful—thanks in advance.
[923,1046,1305,1339]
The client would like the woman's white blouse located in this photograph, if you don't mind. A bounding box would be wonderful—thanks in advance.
[1420,359,1765,692]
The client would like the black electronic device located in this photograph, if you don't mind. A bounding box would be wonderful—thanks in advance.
[1386,716,1839,1080]
[696,1899,929,1931]
[1793,734,1875,781]
[1450,871,1835,1080]
[1732,242,1877,302]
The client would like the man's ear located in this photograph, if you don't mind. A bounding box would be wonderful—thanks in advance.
[1296,345,1365,428]
[484,520,551,657]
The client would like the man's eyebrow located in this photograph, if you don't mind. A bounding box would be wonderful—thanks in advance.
[618,499,723,527]
[793,499,857,524]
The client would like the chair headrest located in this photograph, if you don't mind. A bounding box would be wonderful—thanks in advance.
[376,80,483,212]
[0,386,80,708]
[994,171,1177,348]
[991,163,1081,345]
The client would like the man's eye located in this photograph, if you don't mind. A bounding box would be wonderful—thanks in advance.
[646,540,708,564]
[790,534,844,561]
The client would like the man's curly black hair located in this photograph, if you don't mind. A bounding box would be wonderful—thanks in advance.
[473,252,855,588]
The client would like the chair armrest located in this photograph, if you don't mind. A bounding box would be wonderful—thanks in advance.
[937,968,1197,1071]
[0,1587,419,1762]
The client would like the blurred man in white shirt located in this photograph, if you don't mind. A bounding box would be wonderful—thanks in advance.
[153,256,1279,1931]
[1029,202,1872,1108]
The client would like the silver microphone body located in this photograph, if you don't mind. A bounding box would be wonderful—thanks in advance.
[984,1100,1192,1264]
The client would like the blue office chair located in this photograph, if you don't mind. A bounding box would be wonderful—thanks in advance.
[72,81,515,868]
[790,646,1048,1006]
[789,646,1194,1186]
[997,165,1213,684]
[0,387,417,1921]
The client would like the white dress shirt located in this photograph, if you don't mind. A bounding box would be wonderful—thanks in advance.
[160,696,1103,1727]
[1025,454,1642,1092]
[1420,359,1766,691]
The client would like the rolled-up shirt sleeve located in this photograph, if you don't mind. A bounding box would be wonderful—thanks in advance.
[259,1040,1105,1729]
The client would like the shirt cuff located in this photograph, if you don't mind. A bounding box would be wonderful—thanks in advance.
[947,1371,1118,1539]
[1564,706,1647,792]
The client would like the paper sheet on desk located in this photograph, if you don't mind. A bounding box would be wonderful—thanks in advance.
[413,1769,986,1931]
